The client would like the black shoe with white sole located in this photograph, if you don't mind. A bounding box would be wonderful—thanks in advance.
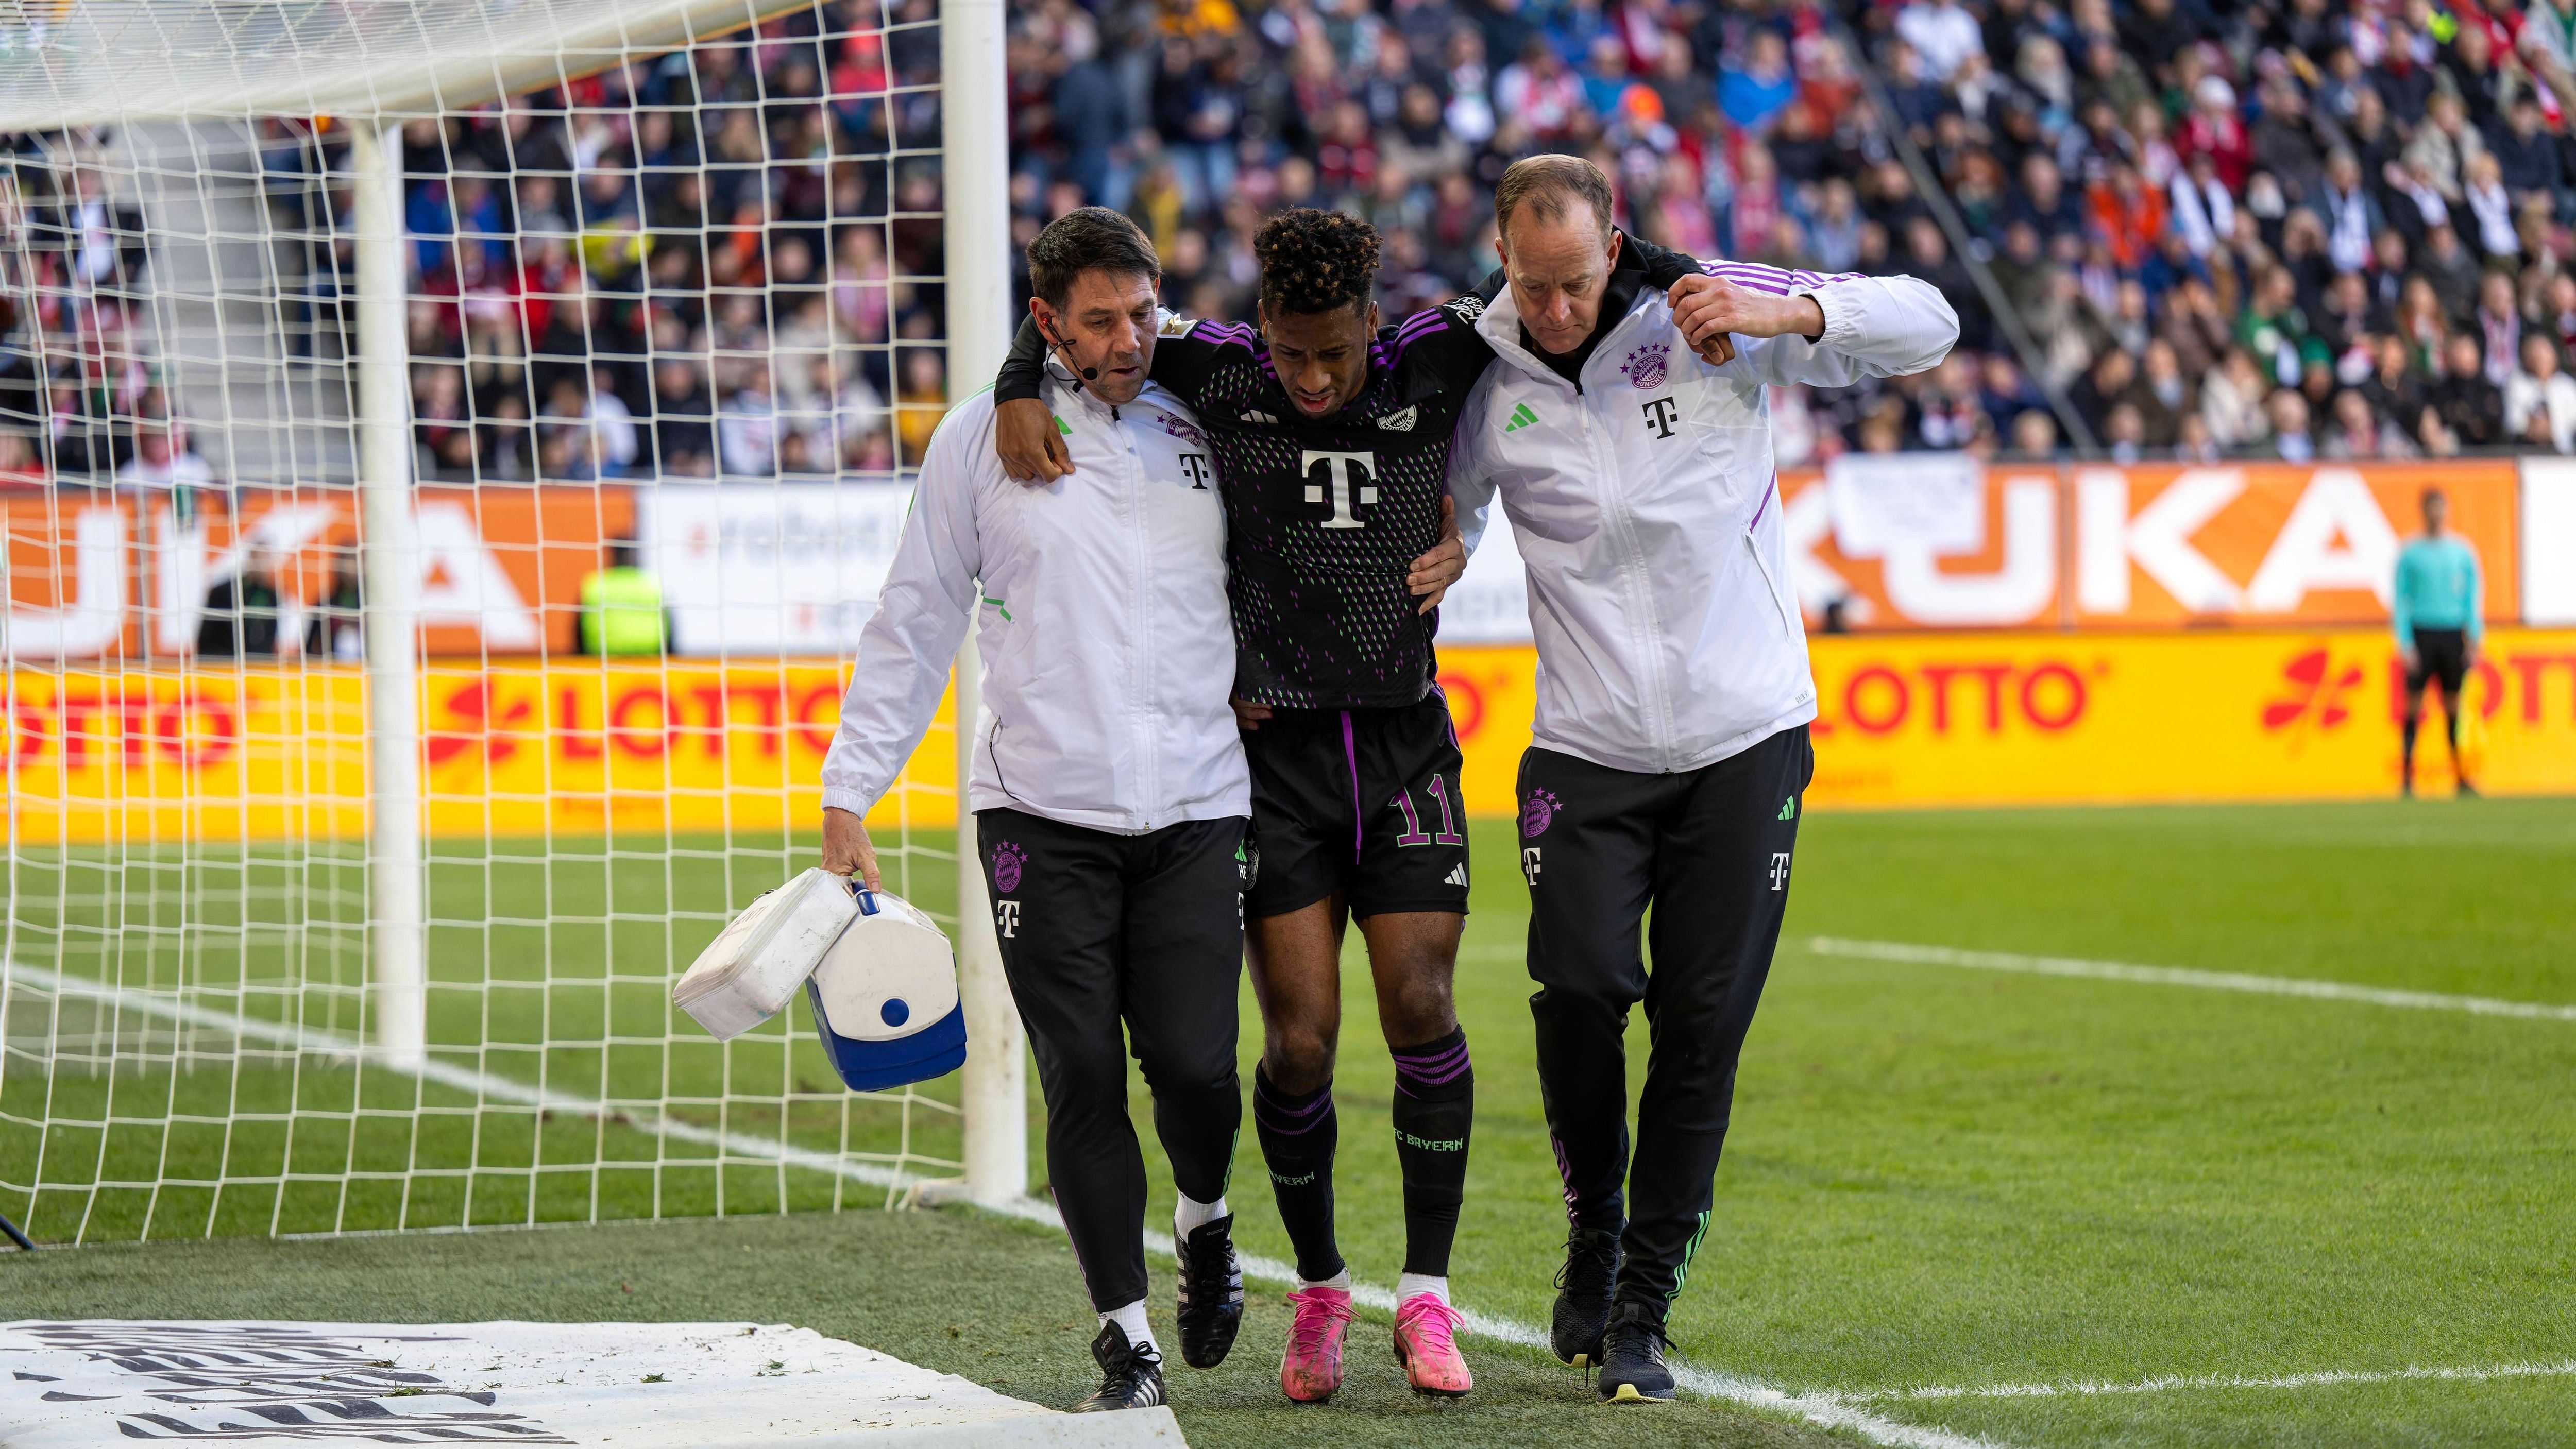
[1595,1301,1676,1404]
[1073,1322,1166,1411]
[1174,1214,1245,1369]
[1551,1226,1622,1368]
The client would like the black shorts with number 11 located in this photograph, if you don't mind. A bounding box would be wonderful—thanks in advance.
[1243,695,1470,921]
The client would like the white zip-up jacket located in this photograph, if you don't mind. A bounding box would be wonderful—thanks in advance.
[1447,261,1958,774]
[821,367,1247,832]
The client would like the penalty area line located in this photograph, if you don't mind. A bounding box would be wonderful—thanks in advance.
[1804,937,2576,1022]
[1852,1359,2576,1402]
[2,959,2005,1449]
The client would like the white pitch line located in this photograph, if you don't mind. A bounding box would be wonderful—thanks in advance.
[4,960,919,1195]
[1854,1359,2576,1401]
[1805,937,2576,1022]
[942,1189,2001,1449]
[4,959,2002,1449]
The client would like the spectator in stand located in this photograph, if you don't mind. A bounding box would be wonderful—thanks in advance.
[2324,387,2414,459]
[1895,0,1984,83]
[654,356,715,479]
[2261,388,2318,462]
[2505,331,2576,450]
[2432,333,2507,447]
[115,418,216,495]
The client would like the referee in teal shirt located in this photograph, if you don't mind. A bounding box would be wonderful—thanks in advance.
[2392,487,2484,797]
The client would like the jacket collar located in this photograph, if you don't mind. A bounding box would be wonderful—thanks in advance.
[1475,280,1666,391]
[1475,231,1675,391]
[1043,360,1179,421]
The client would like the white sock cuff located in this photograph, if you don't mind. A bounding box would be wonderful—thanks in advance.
[1099,1300,1156,1354]
[1298,1269,1353,1294]
[1395,1272,1450,1305]
[1174,1192,1228,1236]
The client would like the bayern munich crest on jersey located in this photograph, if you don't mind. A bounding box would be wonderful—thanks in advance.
[1163,415,1206,446]
[1621,343,1671,390]
[1520,788,1562,838]
[991,841,1026,893]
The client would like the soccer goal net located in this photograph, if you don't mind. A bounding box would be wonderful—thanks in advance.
[0,0,1019,1245]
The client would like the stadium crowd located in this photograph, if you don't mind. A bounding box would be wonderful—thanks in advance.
[1009,0,2576,463]
[14,0,2576,484]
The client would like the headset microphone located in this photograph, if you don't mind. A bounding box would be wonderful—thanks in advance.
[1040,320,1097,388]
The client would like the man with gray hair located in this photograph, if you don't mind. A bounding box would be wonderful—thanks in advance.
[1446,154,1959,1403]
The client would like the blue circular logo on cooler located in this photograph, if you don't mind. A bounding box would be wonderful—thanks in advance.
[879,998,910,1028]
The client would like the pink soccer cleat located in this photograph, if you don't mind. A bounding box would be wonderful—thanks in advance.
[1392,1292,1473,1397]
[1278,1283,1352,1403]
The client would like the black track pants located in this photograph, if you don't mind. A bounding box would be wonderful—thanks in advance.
[976,808,1249,1312]
[1516,725,1812,1314]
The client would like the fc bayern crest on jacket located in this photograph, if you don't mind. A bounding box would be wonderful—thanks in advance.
[1620,343,1670,390]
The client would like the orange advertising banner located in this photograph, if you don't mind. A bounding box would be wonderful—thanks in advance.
[2064,462,2519,628]
[1773,461,2519,632]
[0,485,631,660]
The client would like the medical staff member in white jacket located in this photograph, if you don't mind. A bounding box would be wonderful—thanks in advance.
[1444,156,1959,1404]
[818,209,1251,1415]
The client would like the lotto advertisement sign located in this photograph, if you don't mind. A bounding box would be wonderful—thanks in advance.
[1441,631,2576,811]
[2,661,955,844]
[6,633,2567,843]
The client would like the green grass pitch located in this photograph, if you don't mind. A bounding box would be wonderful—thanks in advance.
[8,797,2576,1448]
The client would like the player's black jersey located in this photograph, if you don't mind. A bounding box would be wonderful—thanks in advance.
[996,233,1703,709]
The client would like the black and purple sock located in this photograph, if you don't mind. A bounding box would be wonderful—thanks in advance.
[1390,1027,1474,1276]
[1252,1065,1343,1283]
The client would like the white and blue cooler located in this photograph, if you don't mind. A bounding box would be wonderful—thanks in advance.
[806,888,968,1091]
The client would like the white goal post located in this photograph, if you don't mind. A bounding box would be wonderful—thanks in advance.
[0,0,1024,1238]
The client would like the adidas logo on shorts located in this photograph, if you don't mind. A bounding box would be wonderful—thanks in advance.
[1443,864,1468,888]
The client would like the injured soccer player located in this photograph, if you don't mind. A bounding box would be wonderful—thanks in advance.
[1445,154,1960,1403]
[981,207,1714,1405]
[817,208,1248,1414]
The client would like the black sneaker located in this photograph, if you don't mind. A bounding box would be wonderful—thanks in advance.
[1550,1226,1622,1368]
[1174,1214,1245,1369]
[1596,1302,1675,1404]
[1073,1322,1166,1411]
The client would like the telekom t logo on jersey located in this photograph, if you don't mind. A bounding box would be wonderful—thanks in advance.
[1302,450,1379,529]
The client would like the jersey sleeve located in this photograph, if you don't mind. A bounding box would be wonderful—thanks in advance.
[996,310,1255,408]
[1711,264,1961,386]
[819,402,988,817]
[1141,311,1261,403]
[1621,230,1706,292]
[994,315,1049,404]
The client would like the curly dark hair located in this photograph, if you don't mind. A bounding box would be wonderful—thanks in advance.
[1253,208,1381,317]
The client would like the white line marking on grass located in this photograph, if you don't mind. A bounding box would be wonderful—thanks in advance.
[965,1192,2002,1449]
[5,960,921,1196]
[1855,1360,2576,1401]
[1805,937,2576,1021]
[5,959,2006,1449]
